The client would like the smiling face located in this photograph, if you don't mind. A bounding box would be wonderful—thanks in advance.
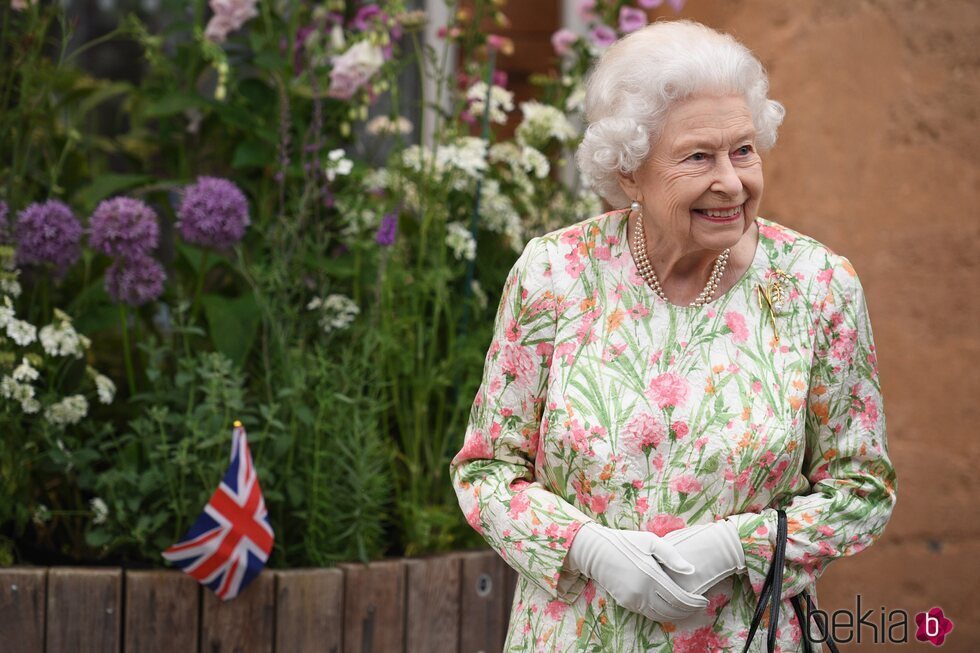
[619,94,764,258]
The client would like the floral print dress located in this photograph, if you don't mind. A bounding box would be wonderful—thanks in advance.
[450,210,897,652]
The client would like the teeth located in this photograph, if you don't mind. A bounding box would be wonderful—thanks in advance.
[700,205,742,218]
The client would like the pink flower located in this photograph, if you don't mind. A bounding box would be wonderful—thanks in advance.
[577,0,597,21]
[590,493,612,514]
[500,343,536,387]
[328,41,385,100]
[453,431,493,464]
[670,475,703,495]
[646,513,686,536]
[623,413,666,453]
[204,0,259,43]
[638,0,662,7]
[673,626,729,652]
[671,420,689,439]
[509,492,531,519]
[545,599,568,621]
[635,497,649,515]
[465,505,483,534]
[551,28,578,56]
[618,7,647,33]
[725,310,749,343]
[589,24,617,48]
[759,223,796,244]
[647,372,689,409]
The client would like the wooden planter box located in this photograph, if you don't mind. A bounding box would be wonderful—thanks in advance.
[0,549,517,653]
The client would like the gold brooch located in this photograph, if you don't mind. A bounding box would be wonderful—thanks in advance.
[757,268,794,343]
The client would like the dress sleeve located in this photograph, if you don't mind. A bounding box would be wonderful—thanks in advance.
[450,235,594,603]
[727,255,898,601]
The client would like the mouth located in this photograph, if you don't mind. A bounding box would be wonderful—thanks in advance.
[692,203,745,223]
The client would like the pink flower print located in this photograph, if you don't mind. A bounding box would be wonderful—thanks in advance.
[764,459,790,490]
[724,467,751,490]
[694,436,708,451]
[565,254,585,279]
[646,513,686,537]
[536,341,554,367]
[590,492,613,514]
[629,304,650,319]
[671,420,689,439]
[759,223,796,245]
[650,350,663,364]
[560,227,583,247]
[583,580,597,605]
[708,593,730,617]
[670,475,702,495]
[623,413,666,453]
[647,372,689,409]
[500,343,536,386]
[817,267,834,286]
[465,505,483,534]
[602,342,627,363]
[545,599,568,621]
[453,430,493,463]
[817,524,835,537]
[831,328,857,363]
[751,380,762,394]
[858,395,880,429]
[505,317,522,342]
[635,497,649,515]
[575,315,597,346]
[724,310,749,343]
[595,244,611,261]
[707,307,716,318]
[489,421,502,441]
[555,341,577,366]
[509,492,530,519]
[674,626,730,652]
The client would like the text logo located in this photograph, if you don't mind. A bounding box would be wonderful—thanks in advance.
[914,607,954,646]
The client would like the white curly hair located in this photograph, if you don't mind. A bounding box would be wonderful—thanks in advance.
[575,20,786,208]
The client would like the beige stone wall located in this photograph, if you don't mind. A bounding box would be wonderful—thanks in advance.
[675,1,979,649]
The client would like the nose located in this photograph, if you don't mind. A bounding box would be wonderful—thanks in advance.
[710,155,744,197]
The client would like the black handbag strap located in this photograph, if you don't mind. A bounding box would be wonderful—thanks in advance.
[739,510,840,653]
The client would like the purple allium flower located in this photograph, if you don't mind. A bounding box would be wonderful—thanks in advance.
[589,24,617,48]
[619,7,648,33]
[88,197,160,259]
[104,255,166,306]
[375,213,398,246]
[15,200,83,274]
[351,4,383,31]
[176,177,250,249]
[638,0,662,8]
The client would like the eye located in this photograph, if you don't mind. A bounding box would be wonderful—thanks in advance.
[688,152,708,162]
[733,145,754,157]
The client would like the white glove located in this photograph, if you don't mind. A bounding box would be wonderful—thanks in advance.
[661,519,747,595]
[565,522,709,623]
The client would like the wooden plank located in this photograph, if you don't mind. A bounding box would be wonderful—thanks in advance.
[200,571,275,653]
[459,550,507,653]
[404,555,461,653]
[340,559,405,653]
[0,568,46,652]
[124,570,199,653]
[46,567,121,653]
[275,568,343,653]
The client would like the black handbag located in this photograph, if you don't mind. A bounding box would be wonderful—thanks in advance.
[740,509,840,653]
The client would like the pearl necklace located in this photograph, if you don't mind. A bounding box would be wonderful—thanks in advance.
[630,205,731,308]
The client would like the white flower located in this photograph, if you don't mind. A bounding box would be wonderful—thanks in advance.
[565,83,587,114]
[446,222,477,262]
[516,101,578,149]
[1,274,21,298]
[521,146,550,179]
[6,318,37,346]
[21,397,40,414]
[308,294,360,333]
[39,309,85,357]
[94,374,116,405]
[365,115,413,136]
[32,504,51,526]
[44,394,89,427]
[401,138,489,190]
[470,280,488,311]
[3,375,39,414]
[0,296,14,329]
[326,149,354,182]
[466,82,515,125]
[12,357,39,383]
[479,179,524,251]
[90,498,109,525]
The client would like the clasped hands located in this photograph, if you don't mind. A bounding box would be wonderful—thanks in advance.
[565,519,746,623]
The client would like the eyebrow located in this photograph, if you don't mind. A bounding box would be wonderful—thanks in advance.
[674,131,756,151]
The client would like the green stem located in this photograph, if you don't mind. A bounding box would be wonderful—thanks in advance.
[119,305,137,396]
[189,249,210,325]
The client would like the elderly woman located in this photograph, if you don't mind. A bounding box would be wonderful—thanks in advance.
[451,19,897,652]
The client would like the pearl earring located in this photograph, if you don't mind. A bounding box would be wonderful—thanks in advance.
[630,200,641,213]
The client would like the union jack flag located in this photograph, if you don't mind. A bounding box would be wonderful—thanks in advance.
[162,421,275,600]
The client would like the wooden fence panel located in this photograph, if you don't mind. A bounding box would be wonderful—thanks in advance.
[341,559,405,653]
[459,550,508,653]
[405,554,461,653]
[124,570,199,653]
[200,572,275,653]
[275,568,343,653]
[0,568,46,652]
[46,568,121,653]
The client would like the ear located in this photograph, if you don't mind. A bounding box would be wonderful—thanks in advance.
[617,170,639,204]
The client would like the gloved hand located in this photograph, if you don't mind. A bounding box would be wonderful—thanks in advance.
[565,522,709,623]
[661,519,747,595]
